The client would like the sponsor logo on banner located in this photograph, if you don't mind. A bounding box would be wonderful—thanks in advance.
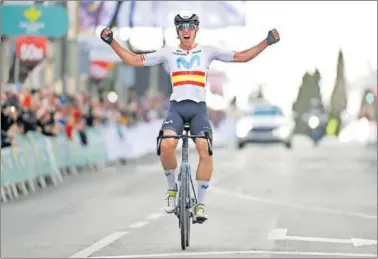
[16,36,47,64]
[1,4,68,37]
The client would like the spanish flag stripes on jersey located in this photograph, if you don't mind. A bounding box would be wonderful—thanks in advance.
[171,71,206,87]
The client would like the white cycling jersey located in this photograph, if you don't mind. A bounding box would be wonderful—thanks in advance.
[142,44,235,103]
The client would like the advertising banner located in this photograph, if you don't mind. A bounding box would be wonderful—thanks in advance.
[16,36,47,64]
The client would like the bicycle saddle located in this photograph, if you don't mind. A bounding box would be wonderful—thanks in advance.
[183,123,190,131]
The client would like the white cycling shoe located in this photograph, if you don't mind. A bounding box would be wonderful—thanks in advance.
[194,203,208,222]
[164,189,177,213]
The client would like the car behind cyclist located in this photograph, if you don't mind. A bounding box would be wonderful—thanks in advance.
[100,11,280,222]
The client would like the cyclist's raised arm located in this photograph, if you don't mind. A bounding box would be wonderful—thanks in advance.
[111,41,167,67]
[100,28,166,67]
[110,40,145,67]
[233,29,280,63]
[232,39,268,63]
[208,43,267,63]
[209,29,280,63]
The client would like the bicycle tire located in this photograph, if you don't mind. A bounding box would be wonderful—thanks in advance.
[186,165,192,247]
[180,164,188,250]
[186,200,191,247]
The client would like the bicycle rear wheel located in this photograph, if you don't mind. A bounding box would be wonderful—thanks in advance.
[179,166,188,250]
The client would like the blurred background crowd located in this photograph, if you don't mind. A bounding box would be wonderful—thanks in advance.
[1,86,167,148]
[1,85,226,148]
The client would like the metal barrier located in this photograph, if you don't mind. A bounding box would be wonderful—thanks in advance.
[0,127,108,203]
[0,118,235,203]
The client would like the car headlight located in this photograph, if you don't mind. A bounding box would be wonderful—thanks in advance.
[236,119,252,138]
[273,125,291,138]
[308,116,320,129]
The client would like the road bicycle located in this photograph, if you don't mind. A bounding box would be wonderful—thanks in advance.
[157,122,213,250]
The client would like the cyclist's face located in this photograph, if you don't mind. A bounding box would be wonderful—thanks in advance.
[177,23,198,43]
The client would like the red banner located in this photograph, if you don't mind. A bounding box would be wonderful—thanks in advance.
[16,36,47,64]
[90,60,115,79]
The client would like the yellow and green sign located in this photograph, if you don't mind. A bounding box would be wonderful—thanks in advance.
[1,4,68,37]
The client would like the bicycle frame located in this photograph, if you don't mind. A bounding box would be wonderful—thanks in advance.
[179,130,197,215]
[156,124,213,250]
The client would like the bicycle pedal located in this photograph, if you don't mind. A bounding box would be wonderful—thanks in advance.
[194,217,206,224]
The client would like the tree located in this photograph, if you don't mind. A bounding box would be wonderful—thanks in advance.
[257,84,264,99]
[328,49,348,136]
[292,69,323,134]
[329,49,348,119]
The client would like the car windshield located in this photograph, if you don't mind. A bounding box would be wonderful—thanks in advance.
[250,106,283,116]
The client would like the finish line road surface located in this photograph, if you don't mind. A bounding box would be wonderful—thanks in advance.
[1,137,377,258]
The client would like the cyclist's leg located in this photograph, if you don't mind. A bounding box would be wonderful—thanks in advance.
[189,102,213,220]
[160,101,184,213]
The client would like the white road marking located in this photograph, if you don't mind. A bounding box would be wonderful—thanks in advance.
[146,213,164,220]
[72,211,164,258]
[89,250,377,258]
[70,231,128,258]
[128,221,148,229]
[211,187,377,220]
[268,229,377,247]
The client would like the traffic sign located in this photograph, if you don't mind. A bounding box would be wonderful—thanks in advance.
[1,4,68,37]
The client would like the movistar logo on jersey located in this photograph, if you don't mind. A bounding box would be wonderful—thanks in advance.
[176,55,200,69]
[172,52,186,56]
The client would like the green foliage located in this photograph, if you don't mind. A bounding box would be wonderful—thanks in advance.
[292,69,323,134]
[329,49,348,119]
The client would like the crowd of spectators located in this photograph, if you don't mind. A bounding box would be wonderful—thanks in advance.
[2,86,92,148]
[1,85,226,149]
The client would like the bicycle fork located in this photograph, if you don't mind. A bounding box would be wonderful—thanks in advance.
[175,166,200,225]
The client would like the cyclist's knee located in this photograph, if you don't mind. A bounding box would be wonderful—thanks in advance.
[195,138,211,159]
[160,130,178,156]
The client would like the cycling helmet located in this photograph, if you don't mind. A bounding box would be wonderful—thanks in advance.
[174,11,200,27]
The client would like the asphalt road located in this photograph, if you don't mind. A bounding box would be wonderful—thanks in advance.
[1,137,377,258]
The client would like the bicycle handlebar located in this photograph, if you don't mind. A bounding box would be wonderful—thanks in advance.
[156,130,213,156]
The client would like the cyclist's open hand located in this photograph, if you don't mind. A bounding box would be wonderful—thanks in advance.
[100,28,113,45]
[267,28,280,45]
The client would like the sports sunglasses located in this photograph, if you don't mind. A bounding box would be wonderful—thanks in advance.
[176,23,197,31]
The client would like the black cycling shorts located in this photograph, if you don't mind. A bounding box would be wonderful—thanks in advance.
[161,100,212,136]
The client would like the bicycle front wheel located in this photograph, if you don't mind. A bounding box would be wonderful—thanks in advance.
[186,201,191,247]
[179,167,188,250]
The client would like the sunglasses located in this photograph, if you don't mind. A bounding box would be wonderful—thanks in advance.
[176,23,197,31]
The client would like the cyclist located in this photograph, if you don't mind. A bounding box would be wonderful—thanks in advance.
[100,11,280,222]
